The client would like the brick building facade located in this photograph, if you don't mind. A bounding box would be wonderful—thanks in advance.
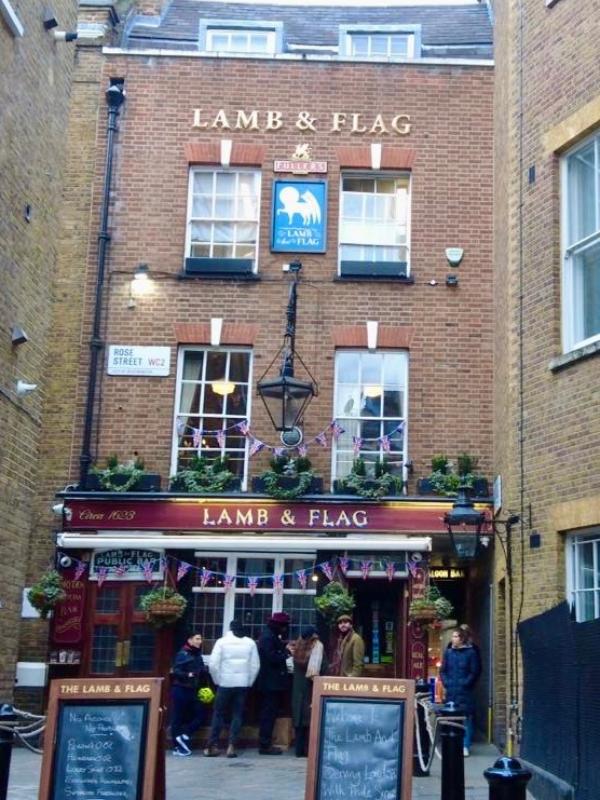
[0,0,77,700]
[16,0,496,741]
[493,0,600,791]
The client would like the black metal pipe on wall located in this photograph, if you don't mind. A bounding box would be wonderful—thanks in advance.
[79,82,126,488]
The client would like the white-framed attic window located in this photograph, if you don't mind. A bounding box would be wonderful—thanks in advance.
[339,25,421,60]
[199,19,283,55]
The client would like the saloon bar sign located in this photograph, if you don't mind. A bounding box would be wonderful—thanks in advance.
[193,108,412,136]
[61,498,465,533]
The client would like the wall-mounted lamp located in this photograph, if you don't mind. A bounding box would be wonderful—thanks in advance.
[11,327,28,346]
[443,484,487,559]
[16,380,38,397]
[134,263,150,281]
[129,263,151,307]
[445,247,464,267]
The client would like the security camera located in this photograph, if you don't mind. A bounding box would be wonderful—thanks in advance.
[53,30,78,42]
[59,555,72,569]
[52,502,64,517]
[16,380,38,396]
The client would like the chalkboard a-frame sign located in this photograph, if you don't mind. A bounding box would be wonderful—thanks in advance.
[305,677,415,800]
[38,678,163,800]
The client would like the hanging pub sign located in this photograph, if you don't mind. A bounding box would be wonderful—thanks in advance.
[90,549,164,581]
[50,566,86,645]
[38,678,164,800]
[272,179,327,253]
[305,677,415,800]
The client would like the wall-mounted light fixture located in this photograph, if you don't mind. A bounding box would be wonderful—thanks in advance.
[443,484,487,559]
[16,380,38,396]
[129,263,151,307]
[52,29,77,42]
[445,247,464,267]
[11,326,28,346]
[257,260,317,440]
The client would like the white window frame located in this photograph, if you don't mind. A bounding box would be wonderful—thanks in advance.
[339,25,421,60]
[171,346,253,487]
[199,20,283,55]
[185,167,261,271]
[338,173,412,277]
[192,552,317,638]
[561,130,600,353]
[566,528,600,621]
[331,349,409,485]
[206,27,276,54]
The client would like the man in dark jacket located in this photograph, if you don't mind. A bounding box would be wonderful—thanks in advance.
[256,612,291,754]
[170,631,209,756]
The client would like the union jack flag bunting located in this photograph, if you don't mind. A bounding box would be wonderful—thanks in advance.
[330,420,345,440]
[338,556,349,576]
[297,444,308,457]
[192,428,201,448]
[352,436,363,456]
[248,438,265,457]
[248,576,258,596]
[199,568,212,589]
[237,420,250,436]
[141,559,154,584]
[223,574,236,593]
[360,560,373,580]
[216,429,226,449]
[385,561,396,582]
[177,561,191,583]
[97,567,109,588]
[315,431,328,448]
[74,561,87,581]
[296,569,308,590]
[273,574,284,593]
[319,561,334,581]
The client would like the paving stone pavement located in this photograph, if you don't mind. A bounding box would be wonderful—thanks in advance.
[8,742,520,799]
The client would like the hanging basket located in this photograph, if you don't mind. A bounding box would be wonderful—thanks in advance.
[140,588,187,628]
[408,603,439,623]
[147,601,185,617]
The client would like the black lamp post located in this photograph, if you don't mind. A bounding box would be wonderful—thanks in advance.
[257,261,317,437]
[443,484,487,559]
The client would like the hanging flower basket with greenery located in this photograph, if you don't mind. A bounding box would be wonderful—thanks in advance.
[87,455,161,492]
[139,587,187,628]
[409,585,454,624]
[252,455,322,500]
[27,570,66,619]
[335,457,402,499]
[314,581,356,624]
[170,455,240,494]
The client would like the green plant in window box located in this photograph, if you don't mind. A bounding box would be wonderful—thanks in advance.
[170,455,238,494]
[139,587,187,628]
[420,452,488,497]
[89,454,148,492]
[314,581,356,624]
[336,457,402,499]
[252,455,321,500]
[27,570,66,619]
[408,585,454,623]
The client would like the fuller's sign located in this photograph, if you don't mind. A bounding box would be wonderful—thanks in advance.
[61,498,469,533]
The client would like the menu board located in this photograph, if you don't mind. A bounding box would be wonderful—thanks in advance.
[51,702,146,800]
[305,678,414,800]
[38,679,163,800]
[317,699,403,800]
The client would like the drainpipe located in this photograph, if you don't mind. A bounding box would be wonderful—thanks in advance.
[79,83,126,487]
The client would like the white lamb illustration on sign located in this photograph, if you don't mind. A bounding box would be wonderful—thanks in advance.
[277,186,321,225]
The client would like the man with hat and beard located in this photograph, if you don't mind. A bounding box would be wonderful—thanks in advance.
[330,614,365,678]
[255,611,292,754]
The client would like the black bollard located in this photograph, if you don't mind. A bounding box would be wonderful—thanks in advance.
[0,704,16,800]
[439,709,465,800]
[484,757,532,800]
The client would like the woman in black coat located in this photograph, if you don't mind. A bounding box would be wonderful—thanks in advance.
[440,628,480,756]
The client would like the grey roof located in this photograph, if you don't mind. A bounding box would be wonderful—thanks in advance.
[125,1,493,59]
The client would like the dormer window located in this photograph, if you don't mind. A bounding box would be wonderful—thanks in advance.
[200,20,282,55]
[339,25,421,60]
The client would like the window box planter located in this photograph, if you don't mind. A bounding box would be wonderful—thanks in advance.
[417,477,489,497]
[83,473,161,492]
[340,260,409,279]
[170,475,242,493]
[252,476,323,495]
[333,478,402,497]
[184,257,254,276]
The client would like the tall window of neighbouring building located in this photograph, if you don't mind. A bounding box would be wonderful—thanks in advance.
[185,169,260,275]
[339,174,411,278]
[172,348,252,482]
[562,132,600,351]
[332,350,407,480]
[568,528,600,621]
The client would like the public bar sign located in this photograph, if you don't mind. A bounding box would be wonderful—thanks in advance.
[305,677,415,800]
[62,498,458,533]
[107,346,171,377]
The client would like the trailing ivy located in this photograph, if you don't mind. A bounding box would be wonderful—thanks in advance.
[171,456,236,494]
[90,455,146,492]
[337,457,402,499]
[256,455,318,500]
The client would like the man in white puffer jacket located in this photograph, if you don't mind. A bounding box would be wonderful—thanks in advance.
[204,619,260,758]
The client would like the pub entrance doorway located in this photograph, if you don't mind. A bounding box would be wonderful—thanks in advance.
[348,578,406,678]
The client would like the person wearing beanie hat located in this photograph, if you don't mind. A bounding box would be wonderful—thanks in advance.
[291,625,327,757]
[255,611,292,754]
[330,614,365,678]
[204,619,260,759]
[170,631,209,756]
